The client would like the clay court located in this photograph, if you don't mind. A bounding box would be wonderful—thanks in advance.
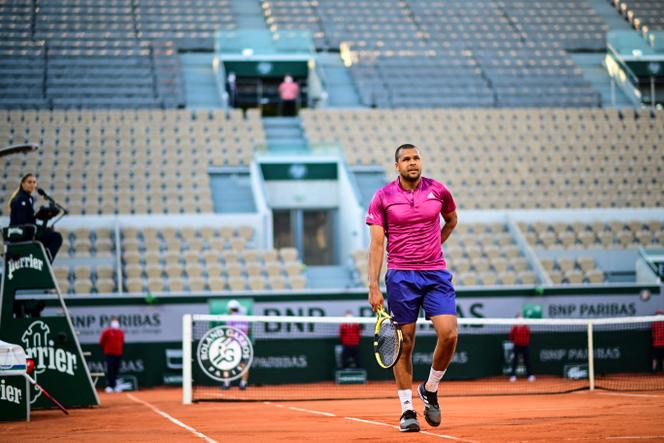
[4,386,664,442]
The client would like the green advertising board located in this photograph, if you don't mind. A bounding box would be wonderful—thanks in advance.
[0,375,29,421]
[0,240,99,409]
[222,60,308,78]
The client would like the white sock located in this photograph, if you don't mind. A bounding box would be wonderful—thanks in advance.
[397,389,414,413]
[425,367,446,392]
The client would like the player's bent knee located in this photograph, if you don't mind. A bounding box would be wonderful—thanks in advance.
[448,329,458,341]
[438,330,458,344]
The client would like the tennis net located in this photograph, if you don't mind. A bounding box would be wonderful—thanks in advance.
[182,314,664,403]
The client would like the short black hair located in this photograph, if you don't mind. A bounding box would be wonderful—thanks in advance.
[394,144,418,163]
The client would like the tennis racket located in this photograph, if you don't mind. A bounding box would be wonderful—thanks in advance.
[25,374,69,415]
[373,306,403,369]
[0,143,39,158]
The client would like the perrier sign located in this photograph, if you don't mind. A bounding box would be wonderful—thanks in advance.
[0,239,99,409]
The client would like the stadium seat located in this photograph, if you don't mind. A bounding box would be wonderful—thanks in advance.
[565,270,584,284]
[279,247,299,263]
[228,276,247,291]
[269,275,287,290]
[586,269,605,284]
[248,276,267,291]
[208,276,228,292]
[54,266,70,281]
[168,280,185,293]
[74,278,93,294]
[265,261,283,278]
[147,278,166,293]
[74,265,92,280]
[289,275,307,290]
[499,272,518,285]
[246,262,263,278]
[96,278,116,293]
[189,277,207,292]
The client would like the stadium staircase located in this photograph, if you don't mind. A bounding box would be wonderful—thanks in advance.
[317,53,362,107]
[570,54,637,108]
[210,168,257,213]
[349,166,387,208]
[230,0,269,30]
[571,0,641,108]
[263,117,309,153]
[180,54,222,108]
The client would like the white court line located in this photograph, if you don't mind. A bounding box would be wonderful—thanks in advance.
[344,416,477,442]
[264,401,335,416]
[263,401,283,408]
[264,403,474,442]
[606,436,664,440]
[597,392,664,399]
[344,417,392,428]
[127,394,218,443]
[288,406,336,417]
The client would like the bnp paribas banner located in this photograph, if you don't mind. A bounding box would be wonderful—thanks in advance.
[61,291,662,345]
[52,286,662,387]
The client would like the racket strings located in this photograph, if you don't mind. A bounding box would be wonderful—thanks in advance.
[376,319,399,366]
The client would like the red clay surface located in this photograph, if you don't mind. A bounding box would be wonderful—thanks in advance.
[3,387,664,442]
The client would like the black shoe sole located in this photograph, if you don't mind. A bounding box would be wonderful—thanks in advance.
[423,413,441,427]
[399,425,421,432]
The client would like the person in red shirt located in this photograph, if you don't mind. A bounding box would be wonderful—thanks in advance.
[278,75,299,116]
[100,316,125,393]
[652,309,664,373]
[509,313,535,382]
[339,310,362,369]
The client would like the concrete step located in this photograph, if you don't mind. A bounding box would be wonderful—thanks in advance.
[317,53,362,108]
[328,91,361,106]
[351,167,387,207]
[570,54,635,108]
[235,17,267,28]
[323,66,352,85]
[230,0,264,14]
[267,140,309,151]
[210,172,256,213]
[263,116,309,153]
[265,127,303,139]
[229,0,267,30]
[263,117,301,127]
[180,53,221,108]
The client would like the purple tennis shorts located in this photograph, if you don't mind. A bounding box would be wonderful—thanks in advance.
[385,269,456,324]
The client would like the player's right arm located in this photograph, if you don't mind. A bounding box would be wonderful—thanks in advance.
[368,224,385,312]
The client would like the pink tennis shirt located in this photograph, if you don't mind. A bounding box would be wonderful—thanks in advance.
[366,177,456,270]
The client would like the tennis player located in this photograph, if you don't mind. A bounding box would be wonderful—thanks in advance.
[366,144,458,432]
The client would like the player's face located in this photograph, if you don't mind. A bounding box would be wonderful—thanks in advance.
[22,176,37,193]
[395,148,422,182]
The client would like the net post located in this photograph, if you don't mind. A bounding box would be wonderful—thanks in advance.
[587,322,595,391]
[182,314,193,404]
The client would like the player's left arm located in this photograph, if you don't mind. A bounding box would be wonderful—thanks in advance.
[440,210,457,245]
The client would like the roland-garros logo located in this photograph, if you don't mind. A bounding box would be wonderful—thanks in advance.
[7,254,44,280]
[197,326,253,382]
